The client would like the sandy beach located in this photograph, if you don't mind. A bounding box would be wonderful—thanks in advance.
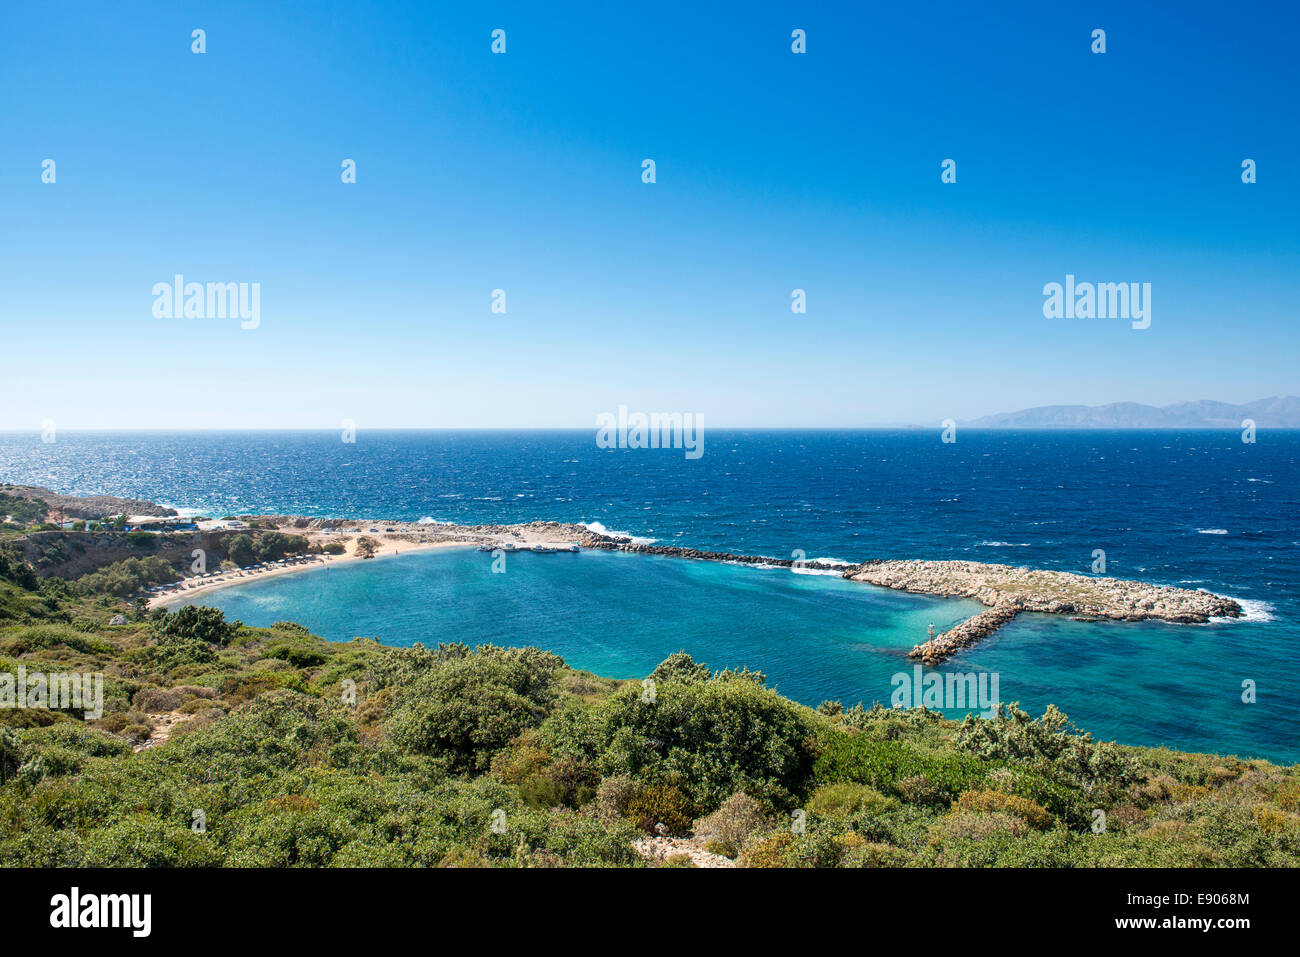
[147,518,591,609]
[149,535,476,608]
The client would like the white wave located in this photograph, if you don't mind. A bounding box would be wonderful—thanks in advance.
[790,556,853,575]
[1197,528,1229,535]
[583,521,657,545]
[978,541,1030,547]
[161,505,207,518]
[1227,598,1277,623]
[416,516,449,525]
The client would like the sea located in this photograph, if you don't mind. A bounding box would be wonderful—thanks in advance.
[1,429,1296,762]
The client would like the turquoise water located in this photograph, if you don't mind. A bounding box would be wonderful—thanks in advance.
[175,547,1295,763]
[6,428,1297,761]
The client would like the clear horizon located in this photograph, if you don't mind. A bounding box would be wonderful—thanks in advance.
[2,1,1297,429]
[3,395,1297,433]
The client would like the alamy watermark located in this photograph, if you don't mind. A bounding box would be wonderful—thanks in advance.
[891,665,999,718]
[1,665,103,720]
[50,887,150,937]
[1043,274,1150,330]
[596,406,703,459]
[152,274,260,329]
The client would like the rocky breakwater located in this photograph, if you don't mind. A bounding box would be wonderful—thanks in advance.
[846,559,1243,663]
[577,532,847,573]
[909,604,1024,664]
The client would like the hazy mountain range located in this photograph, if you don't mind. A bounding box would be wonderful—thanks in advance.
[963,396,1300,429]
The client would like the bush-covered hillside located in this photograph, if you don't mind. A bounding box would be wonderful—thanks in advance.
[0,556,1297,867]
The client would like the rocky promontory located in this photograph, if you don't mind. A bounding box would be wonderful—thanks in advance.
[1,484,177,520]
[577,536,1244,662]
[846,559,1241,622]
[845,559,1242,663]
[5,487,1244,664]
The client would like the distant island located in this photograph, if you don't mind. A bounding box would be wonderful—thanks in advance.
[962,396,1300,429]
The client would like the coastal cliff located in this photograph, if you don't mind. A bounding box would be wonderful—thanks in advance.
[0,483,176,520]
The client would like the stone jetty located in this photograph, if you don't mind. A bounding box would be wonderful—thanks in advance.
[28,485,1242,664]
[577,534,846,573]
[845,559,1240,621]
[575,535,1244,662]
[908,604,1023,663]
[846,559,1242,662]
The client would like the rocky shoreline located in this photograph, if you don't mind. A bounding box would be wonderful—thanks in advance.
[846,559,1241,623]
[6,488,1245,661]
[577,536,1244,662]
[2,484,177,520]
[152,520,1250,658]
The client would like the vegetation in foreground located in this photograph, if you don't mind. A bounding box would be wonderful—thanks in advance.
[0,500,1297,867]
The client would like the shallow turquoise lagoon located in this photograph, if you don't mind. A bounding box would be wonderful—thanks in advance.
[176,547,1299,763]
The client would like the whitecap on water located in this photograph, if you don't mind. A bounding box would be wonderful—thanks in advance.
[1225,598,1276,623]
[582,521,657,545]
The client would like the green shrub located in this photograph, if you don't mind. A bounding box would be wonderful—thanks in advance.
[625,783,692,835]
[692,792,769,857]
[121,724,151,744]
[77,556,175,597]
[226,535,256,567]
[649,651,710,685]
[387,646,564,772]
[814,734,988,805]
[590,773,636,824]
[0,624,113,656]
[956,704,1139,807]
[953,788,1053,829]
[133,687,186,712]
[154,605,240,647]
[519,773,566,809]
[157,638,217,671]
[264,644,327,668]
[221,672,309,705]
[567,654,820,809]
[927,812,1030,866]
[806,782,899,819]
[742,828,844,868]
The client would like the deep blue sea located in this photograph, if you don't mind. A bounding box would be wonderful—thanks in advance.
[2,429,1296,762]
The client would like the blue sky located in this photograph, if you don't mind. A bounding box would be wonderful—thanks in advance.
[1,0,1296,428]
